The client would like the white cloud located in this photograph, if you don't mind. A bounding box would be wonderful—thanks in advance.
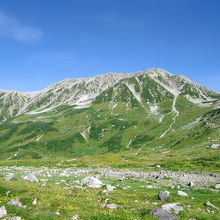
[0,11,43,43]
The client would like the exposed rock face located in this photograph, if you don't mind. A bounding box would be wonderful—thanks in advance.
[158,191,170,201]
[21,173,39,182]
[81,176,103,188]
[0,206,7,218]
[151,208,178,220]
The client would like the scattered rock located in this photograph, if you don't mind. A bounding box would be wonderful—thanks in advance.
[7,199,26,209]
[171,186,180,190]
[208,144,220,149]
[106,184,116,192]
[55,210,60,216]
[101,190,109,195]
[177,191,188,197]
[8,217,21,220]
[141,185,156,189]
[158,191,170,201]
[40,183,47,187]
[106,204,119,210]
[150,208,177,220]
[81,176,103,188]
[205,201,219,210]
[162,203,184,214]
[5,173,16,181]
[21,173,39,182]
[32,198,38,205]
[70,215,79,220]
[0,206,7,218]
[214,184,220,189]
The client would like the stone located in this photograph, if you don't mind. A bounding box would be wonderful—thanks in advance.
[177,190,188,197]
[0,206,7,218]
[158,191,170,201]
[5,173,15,181]
[81,176,103,188]
[214,184,220,189]
[40,183,47,187]
[205,201,219,210]
[106,204,118,210]
[32,198,38,205]
[155,165,161,168]
[7,199,26,209]
[55,210,60,216]
[162,203,184,214]
[106,184,116,192]
[70,215,79,220]
[150,208,177,220]
[208,144,220,149]
[21,173,39,182]
[8,217,21,220]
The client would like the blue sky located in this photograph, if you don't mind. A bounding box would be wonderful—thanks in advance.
[0,0,219,92]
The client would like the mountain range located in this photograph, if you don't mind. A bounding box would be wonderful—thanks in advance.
[0,68,219,160]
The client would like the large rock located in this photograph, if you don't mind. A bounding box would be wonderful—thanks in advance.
[205,201,219,210]
[7,199,27,209]
[21,173,39,182]
[8,217,21,220]
[162,203,184,214]
[214,184,220,189]
[0,206,7,218]
[159,191,170,201]
[177,191,188,197]
[4,173,15,181]
[81,176,103,188]
[151,208,177,220]
[208,144,220,149]
[70,215,79,220]
[106,184,116,192]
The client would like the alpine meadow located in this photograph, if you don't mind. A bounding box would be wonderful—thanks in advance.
[0,0,220,219]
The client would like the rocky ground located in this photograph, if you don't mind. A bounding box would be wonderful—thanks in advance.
[0,166,219,219]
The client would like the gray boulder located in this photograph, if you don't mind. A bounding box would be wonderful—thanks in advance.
[81,176,103,188]
[159,191,170,201]
[208,144,220,149]
[214,184,220,189]
[162,203,184,214]
[0,206,7,218]
[106,204,119,210]
[70,215,79,220]
[177,191,188,197]
[21,173,39,182]
[8,217,21,220]
[205,201,219,210]
[151,208,177,220]
[5,173,16,181]
[7,199,26,209]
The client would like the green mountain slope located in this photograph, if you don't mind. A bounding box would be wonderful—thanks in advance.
[0,68,219,161]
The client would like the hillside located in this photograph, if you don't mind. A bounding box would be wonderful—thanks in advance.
[0,68,219,161]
